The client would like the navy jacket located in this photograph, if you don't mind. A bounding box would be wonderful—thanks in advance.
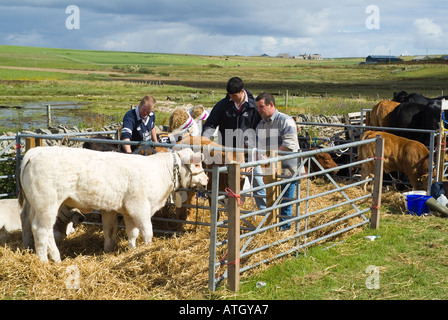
[120,108,155,151]
[202,90,261,149]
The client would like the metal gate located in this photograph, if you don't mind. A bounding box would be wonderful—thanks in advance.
[207,137,384,292]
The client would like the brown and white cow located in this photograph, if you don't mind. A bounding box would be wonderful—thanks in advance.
[358,131,430,191]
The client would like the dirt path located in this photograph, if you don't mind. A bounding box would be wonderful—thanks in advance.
[0,65,125,75]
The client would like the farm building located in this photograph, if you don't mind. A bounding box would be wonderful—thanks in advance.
[365,55,401,64]
[413,55,429,61]
[309,54,323,60]
[276,53,290,59]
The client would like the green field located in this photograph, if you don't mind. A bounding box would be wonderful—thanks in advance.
[1,45,447,131]
[233,213,448,300]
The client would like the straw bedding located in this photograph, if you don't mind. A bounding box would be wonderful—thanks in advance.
[0,179,403,300]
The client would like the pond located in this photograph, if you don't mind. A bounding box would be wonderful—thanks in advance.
[0,101,88,130]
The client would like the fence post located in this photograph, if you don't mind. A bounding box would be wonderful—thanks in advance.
[265,151,281,225]
[46,105,51,128]
[438,130,446,181]
[208,165,220,291]
[25,137,43,151]
[370,136,384,229]
[227,163,240,292]
[15,133,22,196]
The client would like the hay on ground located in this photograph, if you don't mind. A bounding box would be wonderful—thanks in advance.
[0,178,405,300]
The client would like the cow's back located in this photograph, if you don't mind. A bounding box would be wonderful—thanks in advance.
[369,100,399,127]
[360,131,429,189]
[20,146,173,213]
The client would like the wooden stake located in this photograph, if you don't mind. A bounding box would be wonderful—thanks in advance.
[370,136,384,229]
[227,163,241,292]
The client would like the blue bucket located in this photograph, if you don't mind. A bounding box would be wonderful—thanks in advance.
[406,195,431,216]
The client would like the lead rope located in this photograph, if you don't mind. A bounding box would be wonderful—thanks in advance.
[172,153,180,192]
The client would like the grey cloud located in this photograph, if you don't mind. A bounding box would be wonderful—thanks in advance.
[0,0,446,57]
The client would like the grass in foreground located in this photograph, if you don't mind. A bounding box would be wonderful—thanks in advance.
[229,213,448,300]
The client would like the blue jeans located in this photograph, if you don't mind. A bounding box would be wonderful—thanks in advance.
[252,165,266,210]
[279,181,296,231]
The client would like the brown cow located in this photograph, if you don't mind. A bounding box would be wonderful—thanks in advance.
[369,100,400,127]
[306,148,339,174]
[358,131,430,191]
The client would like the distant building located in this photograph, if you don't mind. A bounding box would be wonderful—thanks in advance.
[366,55,401,63]
[413,55,429,61]
[276,53,290,59]
[277,53,324,60]
[441,55,448,60]
[308,54,323,60]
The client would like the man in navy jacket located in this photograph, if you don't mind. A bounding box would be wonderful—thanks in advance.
[203,77,261,149]
[202,77,266,210]
[121,95,157,153]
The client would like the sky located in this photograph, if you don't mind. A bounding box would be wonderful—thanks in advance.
[0,0,446,58]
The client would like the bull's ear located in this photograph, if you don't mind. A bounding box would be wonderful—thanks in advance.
[176,148,192,164]
[191,152,204,164]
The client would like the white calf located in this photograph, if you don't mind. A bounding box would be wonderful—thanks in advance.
[0,198,85,242]
[19,146,208,262]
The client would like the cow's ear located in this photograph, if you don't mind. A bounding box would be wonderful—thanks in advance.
[176,148,191,164]
[191,152,204,165]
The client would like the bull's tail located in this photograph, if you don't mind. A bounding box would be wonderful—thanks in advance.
[17,165,25,207]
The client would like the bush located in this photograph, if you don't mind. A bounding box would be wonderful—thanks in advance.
[0,157,16,197]
[138,67,155,74]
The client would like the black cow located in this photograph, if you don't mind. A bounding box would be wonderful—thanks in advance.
[82,134,121,152]
[392,91,433,104]
[388,100,441,146]
[393,90,448,104]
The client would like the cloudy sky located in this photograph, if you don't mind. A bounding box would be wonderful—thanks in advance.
[0,0,446,58]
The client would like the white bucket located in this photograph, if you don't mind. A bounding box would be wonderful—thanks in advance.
[402,191,427,197]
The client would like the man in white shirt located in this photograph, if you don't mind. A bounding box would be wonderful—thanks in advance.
[255,92,300,231]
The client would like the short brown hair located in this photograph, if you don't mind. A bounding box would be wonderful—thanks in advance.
[256,92,275,106]
[140,95,156,109]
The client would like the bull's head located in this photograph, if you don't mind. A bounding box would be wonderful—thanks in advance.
[175,148,209,189]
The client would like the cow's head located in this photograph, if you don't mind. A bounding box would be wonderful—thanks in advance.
[312,152,339,174]
[175,148,209,189]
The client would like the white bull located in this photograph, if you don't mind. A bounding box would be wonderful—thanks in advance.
[19,146,208,262]
[0,198,85,240]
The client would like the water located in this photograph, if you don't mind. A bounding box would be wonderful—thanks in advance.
[0,101,86,130]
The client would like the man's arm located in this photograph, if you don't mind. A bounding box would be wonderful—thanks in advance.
[278,145,292,152]
[121,110,135,153]
[122,138,132,153]
[202,102,222,138]
[151,127,157,143]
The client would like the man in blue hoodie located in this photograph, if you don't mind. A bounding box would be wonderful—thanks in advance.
[202,77,266,211]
